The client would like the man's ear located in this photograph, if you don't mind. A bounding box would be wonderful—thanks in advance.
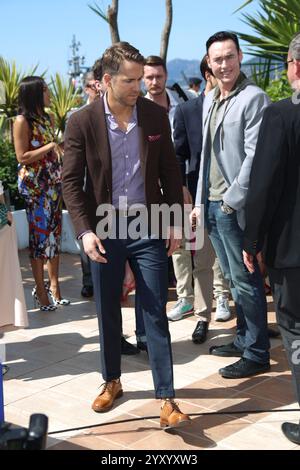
[295,60,300,79]
[206,54,211,70]
[238,49,243,64]
[103,73,112,88]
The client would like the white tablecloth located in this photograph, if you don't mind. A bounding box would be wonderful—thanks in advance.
[0,223,28,327]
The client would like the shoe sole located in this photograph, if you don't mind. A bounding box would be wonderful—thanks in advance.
[220,367,271,379]
[281,424,300,445]
[192,338,206,344]
[167,309,194,322]
[210,350,243,357]
[160,419,191,430]
[92,390,123,412]
[215,316,231,322]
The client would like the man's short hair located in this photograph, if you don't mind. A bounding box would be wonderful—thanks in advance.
[93,58,103,81]
[101,42,145,76]
[83,71,95,87]
[289,32,300,60]
[189,76,202,87]
[206,31,241,54]
[200,55,214,80]
[145,55,167,74]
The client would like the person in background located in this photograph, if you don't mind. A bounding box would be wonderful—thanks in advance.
[13,76,69,311]
[188,76,202,97]
[243,32,300,445]
[144,55,190,134]
[79,71,101,299]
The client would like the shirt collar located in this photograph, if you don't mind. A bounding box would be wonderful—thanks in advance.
[145,89,180,113]
[103,92,137,125]
[213,71,248,103]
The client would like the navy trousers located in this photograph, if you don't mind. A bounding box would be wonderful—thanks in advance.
[91,223,175,398]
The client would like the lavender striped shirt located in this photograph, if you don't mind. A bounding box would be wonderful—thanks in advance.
[103,94,145,209]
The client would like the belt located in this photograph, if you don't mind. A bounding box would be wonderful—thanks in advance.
[115,208,137,218]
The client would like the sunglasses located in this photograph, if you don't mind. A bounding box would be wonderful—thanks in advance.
[85,83,97,91]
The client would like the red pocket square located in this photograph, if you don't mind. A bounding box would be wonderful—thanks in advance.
[148,134,161,142]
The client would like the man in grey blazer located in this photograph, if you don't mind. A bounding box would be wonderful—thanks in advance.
[192,31,271,378]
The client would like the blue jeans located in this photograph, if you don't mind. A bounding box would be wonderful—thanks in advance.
[206,201,270,364]
[91,219,174,398]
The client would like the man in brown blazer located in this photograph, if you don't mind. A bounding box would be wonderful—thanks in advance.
[63,42,190,428]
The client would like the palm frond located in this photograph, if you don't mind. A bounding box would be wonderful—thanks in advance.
[49,73,80,134]
[234,0,300,70]
[0,57,40,140]
[88,2,108,22]
[233,0,254,14]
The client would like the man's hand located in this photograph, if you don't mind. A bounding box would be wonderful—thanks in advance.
[82,232,107,263]
[183,186,193,206]
[243,250,265,274]
[166,226,182,257]
[189,206,201,232]
[256,251,266,276]
[243,251,254,273]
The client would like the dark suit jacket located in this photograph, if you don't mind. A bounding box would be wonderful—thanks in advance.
[244,98,300,268]
[62,96,183,237]
[173,94,204,200]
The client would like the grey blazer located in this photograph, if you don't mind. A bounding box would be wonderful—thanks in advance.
[195,81,270,229]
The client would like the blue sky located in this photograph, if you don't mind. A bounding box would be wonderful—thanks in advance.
[0,0,258,80]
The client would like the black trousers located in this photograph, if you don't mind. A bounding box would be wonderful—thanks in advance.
[268,267,300,405]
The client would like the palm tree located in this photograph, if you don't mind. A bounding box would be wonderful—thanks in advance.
[235,0,300,62]
[49,73,82,135]
[160,0,173,62]
[88,0,174,60]
[88,0,120,43]
[0,57,39,140]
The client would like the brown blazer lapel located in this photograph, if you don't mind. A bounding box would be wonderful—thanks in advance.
[88,98,112,193]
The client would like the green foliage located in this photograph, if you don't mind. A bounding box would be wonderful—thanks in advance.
[0,57,40,140]
[88,2,109,22]
[49,73,82,135]
[249,59,273,89]
[0,137,24,209]
[235,0,300,63]
[266,71,291,101]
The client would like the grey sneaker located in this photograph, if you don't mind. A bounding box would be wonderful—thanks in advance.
[215,295,231,322]
[167,298,193,321]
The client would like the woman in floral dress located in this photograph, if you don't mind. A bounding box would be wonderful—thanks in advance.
[13,76,69,311]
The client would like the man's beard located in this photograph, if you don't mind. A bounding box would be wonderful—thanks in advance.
[149,87,165,96]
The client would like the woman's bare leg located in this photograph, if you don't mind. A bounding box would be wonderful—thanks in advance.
[31,258,51,305]
[47,255,61,300]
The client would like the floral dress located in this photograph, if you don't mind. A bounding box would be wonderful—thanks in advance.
[18,118,62,259]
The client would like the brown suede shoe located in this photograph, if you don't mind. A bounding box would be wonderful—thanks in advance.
[92,380,123,413]
[160,400,191,429]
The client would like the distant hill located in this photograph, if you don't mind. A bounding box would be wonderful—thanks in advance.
[167,59,201,86]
